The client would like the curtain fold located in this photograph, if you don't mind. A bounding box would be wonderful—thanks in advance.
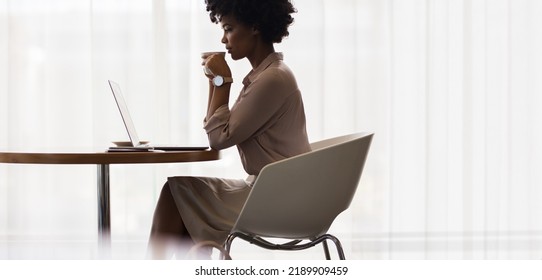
[1,0,541,259]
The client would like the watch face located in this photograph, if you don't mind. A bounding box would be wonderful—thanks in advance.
[213,76,224,87]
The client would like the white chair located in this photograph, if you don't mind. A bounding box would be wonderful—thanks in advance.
[223,132,373,259]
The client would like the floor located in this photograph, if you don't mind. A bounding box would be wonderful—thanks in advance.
[2,232,542,260]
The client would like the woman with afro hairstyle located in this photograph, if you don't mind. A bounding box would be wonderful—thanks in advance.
[148,0,310,259]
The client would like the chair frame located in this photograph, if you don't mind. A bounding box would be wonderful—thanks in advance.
[224,232,346,260]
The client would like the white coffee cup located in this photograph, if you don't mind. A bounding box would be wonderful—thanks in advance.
[201,51,226,58]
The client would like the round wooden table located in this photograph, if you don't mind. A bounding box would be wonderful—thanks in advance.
[0,149,220,251]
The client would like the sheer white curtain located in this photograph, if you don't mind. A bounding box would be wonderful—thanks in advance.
[343,0,542,259]
[1,0,541,259]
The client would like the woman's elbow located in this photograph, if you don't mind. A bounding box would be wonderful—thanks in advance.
[207,126,239,150]
[209,142,225,150]
[208,137,234,150]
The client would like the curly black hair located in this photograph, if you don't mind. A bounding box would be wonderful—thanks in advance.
[205,0,297,44]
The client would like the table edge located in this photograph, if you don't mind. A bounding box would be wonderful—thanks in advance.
[0,149,220,164]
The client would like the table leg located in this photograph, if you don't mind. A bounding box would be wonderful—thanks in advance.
[97,164,111,250]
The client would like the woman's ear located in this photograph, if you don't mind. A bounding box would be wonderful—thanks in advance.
[251,26,260,36]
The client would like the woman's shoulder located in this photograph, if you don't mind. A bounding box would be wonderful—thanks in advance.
[258,60,296,86]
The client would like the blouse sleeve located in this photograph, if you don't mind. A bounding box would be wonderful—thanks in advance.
[203,71,293,150]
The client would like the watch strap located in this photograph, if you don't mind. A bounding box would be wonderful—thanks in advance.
[212,75,233,87]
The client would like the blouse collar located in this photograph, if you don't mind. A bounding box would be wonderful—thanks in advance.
[242,52,284,86]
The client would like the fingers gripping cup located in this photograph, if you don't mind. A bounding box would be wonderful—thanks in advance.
[202,51,226,76]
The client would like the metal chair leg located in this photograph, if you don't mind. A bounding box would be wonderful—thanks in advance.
[325,234,346,260]
[322,240,331,260]
[224,232,346,260]
[221,233,237,260]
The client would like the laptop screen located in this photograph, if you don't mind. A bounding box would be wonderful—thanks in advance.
[108,80,141,147]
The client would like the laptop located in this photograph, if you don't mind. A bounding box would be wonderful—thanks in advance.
[107,80,209,152]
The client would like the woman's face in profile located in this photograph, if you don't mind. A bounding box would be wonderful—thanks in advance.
[220,15,257,61]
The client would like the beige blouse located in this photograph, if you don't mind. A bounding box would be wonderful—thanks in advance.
[203,52,311,176]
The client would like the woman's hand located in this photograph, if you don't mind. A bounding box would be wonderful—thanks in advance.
[202,53,232,80]
[202,53,232,120]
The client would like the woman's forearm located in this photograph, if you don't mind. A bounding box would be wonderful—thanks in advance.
[206,83,231,120]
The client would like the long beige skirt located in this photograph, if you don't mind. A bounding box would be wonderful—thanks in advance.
[167,176,252,245]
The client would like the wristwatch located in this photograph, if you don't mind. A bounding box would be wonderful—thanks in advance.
[212,75,233,87]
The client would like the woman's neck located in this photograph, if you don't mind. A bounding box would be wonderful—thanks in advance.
[247,44,275,69]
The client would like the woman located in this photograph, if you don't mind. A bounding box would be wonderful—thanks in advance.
[148,0,310,259]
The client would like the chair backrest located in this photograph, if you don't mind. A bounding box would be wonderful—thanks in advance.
[231,132,373,240]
